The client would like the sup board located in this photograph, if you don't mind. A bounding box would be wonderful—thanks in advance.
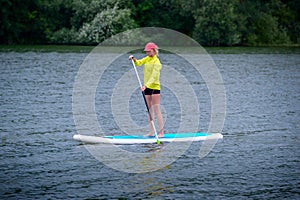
[73,132,223,144]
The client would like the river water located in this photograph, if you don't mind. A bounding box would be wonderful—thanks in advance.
[0,51,299,199]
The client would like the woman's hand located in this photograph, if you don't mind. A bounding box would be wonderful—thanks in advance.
[141,86,146,91]
[129,55,135,60]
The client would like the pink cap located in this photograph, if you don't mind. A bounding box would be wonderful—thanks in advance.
[144,42,158,51]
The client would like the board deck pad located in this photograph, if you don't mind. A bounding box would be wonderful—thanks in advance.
[73,132,223,144]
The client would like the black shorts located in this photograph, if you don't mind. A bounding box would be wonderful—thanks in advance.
[144,88,160,95]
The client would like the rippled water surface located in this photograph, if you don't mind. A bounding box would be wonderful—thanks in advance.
[0,51,299,199]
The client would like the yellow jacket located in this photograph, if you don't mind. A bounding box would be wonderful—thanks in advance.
[134,55,162,90]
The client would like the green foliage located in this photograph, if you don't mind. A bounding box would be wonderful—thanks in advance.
[48,28,78,44]
[48,1,137,44]
[0,0,299,46]
[70,0,117,29]
[131,0,195,36]
[0,0,41,44]
[238,0,292,46]
[247,12,291,45]
[193,0,241,46]
[76,6,136,44]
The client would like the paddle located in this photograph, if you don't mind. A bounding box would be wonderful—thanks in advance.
[130,58,161,144]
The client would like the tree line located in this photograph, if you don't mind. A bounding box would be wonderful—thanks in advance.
[1,0,299,46]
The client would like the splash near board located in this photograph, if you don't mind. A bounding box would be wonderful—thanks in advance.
[73,132,223,144]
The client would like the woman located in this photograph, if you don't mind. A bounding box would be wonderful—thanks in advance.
[129,42,164,137]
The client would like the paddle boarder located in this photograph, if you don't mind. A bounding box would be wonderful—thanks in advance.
[129,42,164,137]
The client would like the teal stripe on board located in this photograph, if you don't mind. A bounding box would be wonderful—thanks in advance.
[104,132,209,139]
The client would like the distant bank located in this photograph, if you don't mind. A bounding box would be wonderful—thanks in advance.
[0,45,300,54]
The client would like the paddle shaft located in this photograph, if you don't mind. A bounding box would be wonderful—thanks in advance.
[130,59,159,141]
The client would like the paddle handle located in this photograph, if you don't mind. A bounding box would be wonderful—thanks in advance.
[130,59,159,141]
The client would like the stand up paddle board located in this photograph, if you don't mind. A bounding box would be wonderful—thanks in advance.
[73,132,223,144]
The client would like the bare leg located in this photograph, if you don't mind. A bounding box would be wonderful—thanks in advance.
[144,95,154,136]
[152,94,164,137]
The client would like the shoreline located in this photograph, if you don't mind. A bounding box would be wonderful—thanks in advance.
[0,45,300,54]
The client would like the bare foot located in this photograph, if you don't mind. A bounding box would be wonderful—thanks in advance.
[144,133,154,137]
[158,130,164,138]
